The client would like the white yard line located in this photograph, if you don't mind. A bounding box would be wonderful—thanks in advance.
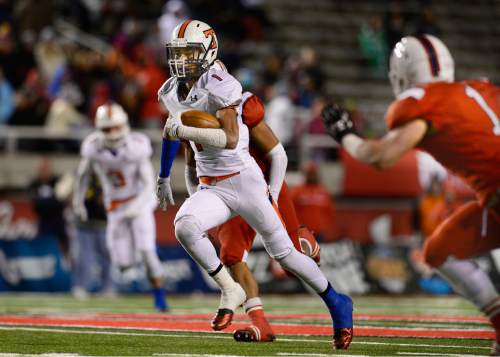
[397,353,485,357]
[0,326,490,351]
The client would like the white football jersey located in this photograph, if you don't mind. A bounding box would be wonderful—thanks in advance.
[81,131,156,212]
[160,64,255,176]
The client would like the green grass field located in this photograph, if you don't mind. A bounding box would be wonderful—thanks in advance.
[0,293,494,356]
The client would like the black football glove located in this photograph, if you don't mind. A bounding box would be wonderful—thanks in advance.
[321,103,356,143]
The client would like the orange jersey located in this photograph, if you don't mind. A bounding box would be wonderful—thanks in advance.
[385,80,500,205]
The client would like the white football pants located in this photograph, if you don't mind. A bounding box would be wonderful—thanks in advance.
[107,208,163,278]
[174,161,328,293]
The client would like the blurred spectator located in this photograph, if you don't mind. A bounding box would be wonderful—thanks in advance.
[71,173,115,299]
[358,15,388,78]
[306,96,339,161]
[45,82,87,135]
[13,0,54,34]
[0,67,14,123]
[29,157,70,256]
[308,96,329,135]
[418,174,446,238]
[129,45,167,128]
[419,173,475,239]
[10,69,50,126]
[384,0,407,51]
[34,28,67,84]
[287,47,324,108]
[157,0,189,47]
[240,0,271,42]
[414,5,441,37]
[290,162,336,241]
[264,83,295,147]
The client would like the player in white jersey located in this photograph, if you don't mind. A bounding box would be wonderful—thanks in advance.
[155,20,353,350]
[73,102,169,311]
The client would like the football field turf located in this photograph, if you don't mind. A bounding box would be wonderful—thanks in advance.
[0,294,493,356]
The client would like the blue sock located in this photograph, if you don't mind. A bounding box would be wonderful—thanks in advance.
[319,283,353,329]
[153,287,169,311]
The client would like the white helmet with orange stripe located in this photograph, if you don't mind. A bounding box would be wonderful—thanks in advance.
[389,34,454,97]
[95,102,130,147]
[166,20,218,81]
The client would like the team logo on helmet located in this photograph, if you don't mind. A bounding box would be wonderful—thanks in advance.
[166,20,219,82]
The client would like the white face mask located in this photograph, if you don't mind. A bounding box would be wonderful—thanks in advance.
[166,43,207,81]
[101,125,130,148]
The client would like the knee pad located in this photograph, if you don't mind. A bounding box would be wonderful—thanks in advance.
[272,245,293,261]
[175,215,204,244]
[261,229,294,260]
[141,250,164,279]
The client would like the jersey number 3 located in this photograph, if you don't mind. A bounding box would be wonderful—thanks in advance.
[108,170,126,188]
[465,85,500,136]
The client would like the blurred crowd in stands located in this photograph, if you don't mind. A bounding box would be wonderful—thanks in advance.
[0,0,323,150]
[0,0,443,166]
[358,0,441,78]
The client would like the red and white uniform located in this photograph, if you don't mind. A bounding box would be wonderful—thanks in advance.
[161,66,296,265]
[160,63,254,176]
[385,80,500,267]
[78,131,157,267]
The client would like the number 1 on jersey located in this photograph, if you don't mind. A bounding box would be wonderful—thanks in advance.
[465,85,500,136]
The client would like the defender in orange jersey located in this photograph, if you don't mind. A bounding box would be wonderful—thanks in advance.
[184,92,325,344]
[322,34,500,355]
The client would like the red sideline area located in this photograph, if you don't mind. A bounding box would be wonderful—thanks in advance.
[0,314,494,340]
[98,312,489,323]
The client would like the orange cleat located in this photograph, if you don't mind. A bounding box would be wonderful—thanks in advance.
[333,327,353,350]
[211,308,235,331]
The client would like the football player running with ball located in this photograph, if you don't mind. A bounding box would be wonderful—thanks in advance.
[73,103,169,312]
[321,34,500,355]
[184,91,321,342]
[156,20,353,350]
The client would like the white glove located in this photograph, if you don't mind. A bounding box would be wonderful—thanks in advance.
[73,202,88,222]
[156,176,175,211]
[164,119,182,139]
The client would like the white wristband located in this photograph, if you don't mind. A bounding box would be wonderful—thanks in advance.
[177,126,227,148]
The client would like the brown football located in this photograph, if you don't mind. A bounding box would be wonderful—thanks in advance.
[181,110,221,129]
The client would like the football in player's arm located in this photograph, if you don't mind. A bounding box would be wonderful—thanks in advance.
[155,19,353,350]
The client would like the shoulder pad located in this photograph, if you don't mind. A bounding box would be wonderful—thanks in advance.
[128,132,153,158]
[204,68,243,109]
[81,131,104,157]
